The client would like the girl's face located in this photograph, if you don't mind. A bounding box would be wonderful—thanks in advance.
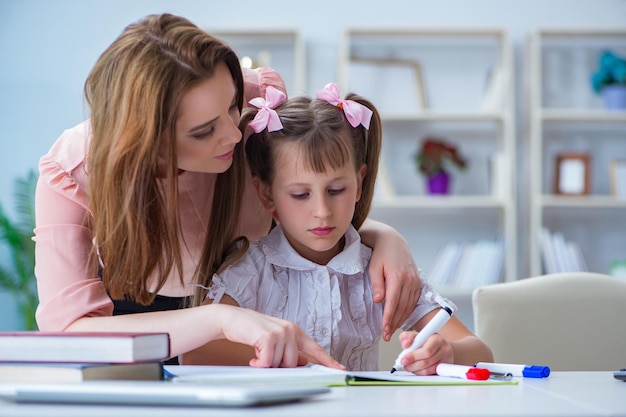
[175,62,242,173]
[256,143,367,265]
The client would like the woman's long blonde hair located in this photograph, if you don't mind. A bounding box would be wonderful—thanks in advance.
[85,13,246,306]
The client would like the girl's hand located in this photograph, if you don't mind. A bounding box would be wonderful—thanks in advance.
[397,330,453,375]
[216,304,345,370]
[367,225,422,341]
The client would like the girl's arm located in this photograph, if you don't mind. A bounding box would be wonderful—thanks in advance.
[358,218,423,341]
[396,309,494,375]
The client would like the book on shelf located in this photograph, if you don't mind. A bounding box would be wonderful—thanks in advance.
[0,362,164,383]
[164,364,516,387]
[0,332,170,364]
[482,237,505,286]
[428,238,504,289]
[454,242,479,288]
[455,239,504,289]
[540,228,559,274]
[540,228,587,274]
[427,242,464,288]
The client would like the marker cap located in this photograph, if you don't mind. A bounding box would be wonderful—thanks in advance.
[522,365,550,378]
[466,368,490,380]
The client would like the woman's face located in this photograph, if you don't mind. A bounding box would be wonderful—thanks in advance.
[175,62,242,173]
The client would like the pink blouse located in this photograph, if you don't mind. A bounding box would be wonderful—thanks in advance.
[34,68,282,331]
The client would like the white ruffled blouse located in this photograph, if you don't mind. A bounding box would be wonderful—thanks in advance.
[208,224,451,371]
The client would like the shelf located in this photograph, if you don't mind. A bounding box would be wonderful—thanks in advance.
[381,111,506,122]
[345,28,508,37]
[528,28,626,277]
[539,110,626,122]
[373,195,507,209]
[341,28,516,287]
[539,195,626,208]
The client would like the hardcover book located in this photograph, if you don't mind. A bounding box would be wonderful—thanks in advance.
[0,362,164,382]
[0,332,170,364]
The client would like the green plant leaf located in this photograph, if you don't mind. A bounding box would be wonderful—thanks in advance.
[0,169,39,330]
[0,265,21,291]
[14,170,37,232]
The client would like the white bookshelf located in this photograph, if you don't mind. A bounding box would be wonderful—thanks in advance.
[339,28,517,291]
[527,29,626,277]
[209,29,306,95]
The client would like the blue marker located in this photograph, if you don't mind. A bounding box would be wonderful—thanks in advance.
[474,362,550,378]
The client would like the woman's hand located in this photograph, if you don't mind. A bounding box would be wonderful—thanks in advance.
[215,304,345,369]
[361,220,422,341]
[397,331,453,376]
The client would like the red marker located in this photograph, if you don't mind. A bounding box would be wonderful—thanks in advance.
[435,363,490,380]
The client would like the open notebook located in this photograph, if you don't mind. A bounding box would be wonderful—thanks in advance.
[165,364,518,386]
[0,381,330,407]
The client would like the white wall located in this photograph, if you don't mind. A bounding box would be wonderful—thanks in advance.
[1,0,625,329]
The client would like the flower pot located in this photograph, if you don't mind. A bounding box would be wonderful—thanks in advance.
[602,85,626,110]
[426,171,450,195]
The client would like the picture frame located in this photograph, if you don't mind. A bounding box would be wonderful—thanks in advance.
[610,159,626,198]
[348,56,427,111]
[554,153,590,195]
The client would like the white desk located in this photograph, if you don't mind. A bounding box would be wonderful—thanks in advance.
[0,372,624,417]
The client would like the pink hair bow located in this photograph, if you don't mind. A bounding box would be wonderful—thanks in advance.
[315,82,372,129]
[248,86,287,133]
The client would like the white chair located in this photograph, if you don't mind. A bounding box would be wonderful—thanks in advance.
[378,329,403,371]
[472,272,626,371]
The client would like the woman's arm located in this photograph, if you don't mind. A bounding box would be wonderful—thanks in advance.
[34,166,115,331]
[358,218,422,341]
[179,295,336,368]
[180,295,262,366]
[66,303,342,368]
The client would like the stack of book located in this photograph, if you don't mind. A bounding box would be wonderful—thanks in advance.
[0,332,170,382]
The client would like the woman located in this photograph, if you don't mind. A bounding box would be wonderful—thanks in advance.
[33,13,421,366]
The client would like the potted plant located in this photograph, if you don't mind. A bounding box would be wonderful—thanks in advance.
[591,50,626,110]
[414,137,467,195]
[0,170,39,330]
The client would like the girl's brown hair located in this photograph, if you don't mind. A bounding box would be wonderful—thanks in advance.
[85,13,245,306]
[242,93,382,229]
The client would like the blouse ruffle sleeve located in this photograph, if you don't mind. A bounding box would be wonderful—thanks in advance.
[208,263,259,309]
[208,243,284,312]
[242,67,287,104]
[34,121,113,331]
[399,282,457,331]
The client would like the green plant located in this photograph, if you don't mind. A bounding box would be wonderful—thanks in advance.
[0,170,38,330]
[591,50,626,93]
[414,137,467,178]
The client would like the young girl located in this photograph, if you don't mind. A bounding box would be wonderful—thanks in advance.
[182,83,493,372]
